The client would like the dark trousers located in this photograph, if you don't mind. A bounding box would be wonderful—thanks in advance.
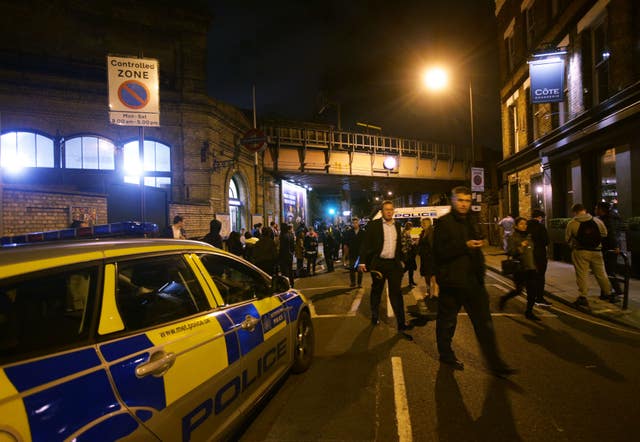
[326,253,335,272]
[306,252,317,275]
[602,251,622,295]
[503,269,536,313]
[279,257,295,287]
[349,257,363,286]
[436,284,506,369]
[532,260,547,301]
[370,258,405,329]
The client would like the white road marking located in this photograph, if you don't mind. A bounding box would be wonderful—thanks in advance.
[391,357,412,442]
[488,283,510,293]
[350,288,364,314]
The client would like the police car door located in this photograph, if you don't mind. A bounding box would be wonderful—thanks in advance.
[0,263,157,441]
[100,253,242,442]
[196,254,291,416]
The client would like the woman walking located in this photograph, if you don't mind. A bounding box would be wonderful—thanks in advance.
[499,217,540,320]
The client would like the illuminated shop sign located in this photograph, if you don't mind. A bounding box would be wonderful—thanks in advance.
[529,58,565,104]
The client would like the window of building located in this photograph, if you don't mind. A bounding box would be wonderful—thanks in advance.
[504,18,516,72]
[524,4,536,50]
[64,136,115,170]
[0,131,54,170]
[229,175,243,232]
[505,35,515,72]
[600,147,617,208]
[508,104,518,155]
[123,140,171,188]
[592,17,610,104]
[530,175,544,212]
[551,0,569,18]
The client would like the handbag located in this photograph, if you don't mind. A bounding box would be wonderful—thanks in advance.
[501,257,521,275]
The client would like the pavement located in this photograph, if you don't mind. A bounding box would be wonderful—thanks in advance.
[482,245,640,331]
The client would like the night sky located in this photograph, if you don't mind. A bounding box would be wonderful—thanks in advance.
[207,0,501,150]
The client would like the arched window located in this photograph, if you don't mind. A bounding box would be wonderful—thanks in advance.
[123,140,171,188]
[229,175,244,232]
[0,131,54,171]
[64,136,115,170]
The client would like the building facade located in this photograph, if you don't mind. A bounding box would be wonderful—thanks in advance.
[0,1,276,239]
[495,0,640,265]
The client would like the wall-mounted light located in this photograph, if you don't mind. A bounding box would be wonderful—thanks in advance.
[383,156,397,170]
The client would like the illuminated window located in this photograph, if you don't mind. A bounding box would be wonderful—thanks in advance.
[0,131,54,170]
[123,140,171,188]
[64,136,115,170]
[229,175,243,232]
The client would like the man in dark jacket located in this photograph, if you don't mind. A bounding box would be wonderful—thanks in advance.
[203,217,223,248]
[434,186,515,376]
[343,217,364,287]
[358,200,412,340]
[596,202,623,301]
[278,223,296,287]
[527,209,552,306]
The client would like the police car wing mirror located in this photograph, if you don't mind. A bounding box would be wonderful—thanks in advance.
[272,274,291,293]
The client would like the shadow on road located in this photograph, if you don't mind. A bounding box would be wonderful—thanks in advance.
[435,365,522,442]
[511,316,626,383]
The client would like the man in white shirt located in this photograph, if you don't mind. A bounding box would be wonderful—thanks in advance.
[358,200,412,340]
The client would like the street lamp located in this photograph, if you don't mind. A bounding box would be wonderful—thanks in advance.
[422,67,475,165]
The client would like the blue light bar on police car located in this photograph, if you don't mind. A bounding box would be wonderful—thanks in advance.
[1,221,159,245]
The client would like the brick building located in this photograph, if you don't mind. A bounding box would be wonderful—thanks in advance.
[495,0,640,266]
[0,1,273,238]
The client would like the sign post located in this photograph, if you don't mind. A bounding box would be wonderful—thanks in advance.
[108,55,160,223]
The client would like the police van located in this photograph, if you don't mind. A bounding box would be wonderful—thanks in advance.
[373,206,451,238]
[0,222,314,441]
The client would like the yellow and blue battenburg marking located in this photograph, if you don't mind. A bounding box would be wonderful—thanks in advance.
[1,347,141,441]
[278,290,304,322]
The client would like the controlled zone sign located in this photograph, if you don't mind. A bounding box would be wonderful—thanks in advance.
[108,55,160,127]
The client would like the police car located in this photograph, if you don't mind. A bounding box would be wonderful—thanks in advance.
[0,222,314,441]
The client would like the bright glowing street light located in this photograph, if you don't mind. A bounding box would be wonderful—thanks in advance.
[422,66,475,165]
[422,67,448,91]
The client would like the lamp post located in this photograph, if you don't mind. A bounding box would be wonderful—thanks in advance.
[423,67,475,166]
[468,80,475,165]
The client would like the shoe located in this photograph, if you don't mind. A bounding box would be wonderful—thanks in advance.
[599,294,610,300]
[573,297,590,308]
[398,331,414,341]
[610,295,621,304]
[371,317,379,326]
[535,298,552,306]
[490,366,519,378]
[498,295,507,311]
[439,356,464,370]
[398,323,414,331]
[525,311,541,321]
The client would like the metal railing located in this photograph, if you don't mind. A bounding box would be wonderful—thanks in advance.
[263,125,466,162]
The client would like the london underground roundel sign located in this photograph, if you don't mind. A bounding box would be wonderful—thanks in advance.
[241,128,268,153]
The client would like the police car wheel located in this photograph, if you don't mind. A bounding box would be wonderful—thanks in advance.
[292,310,314,373]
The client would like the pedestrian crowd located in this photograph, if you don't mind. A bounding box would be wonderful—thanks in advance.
[158,187,623,379]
